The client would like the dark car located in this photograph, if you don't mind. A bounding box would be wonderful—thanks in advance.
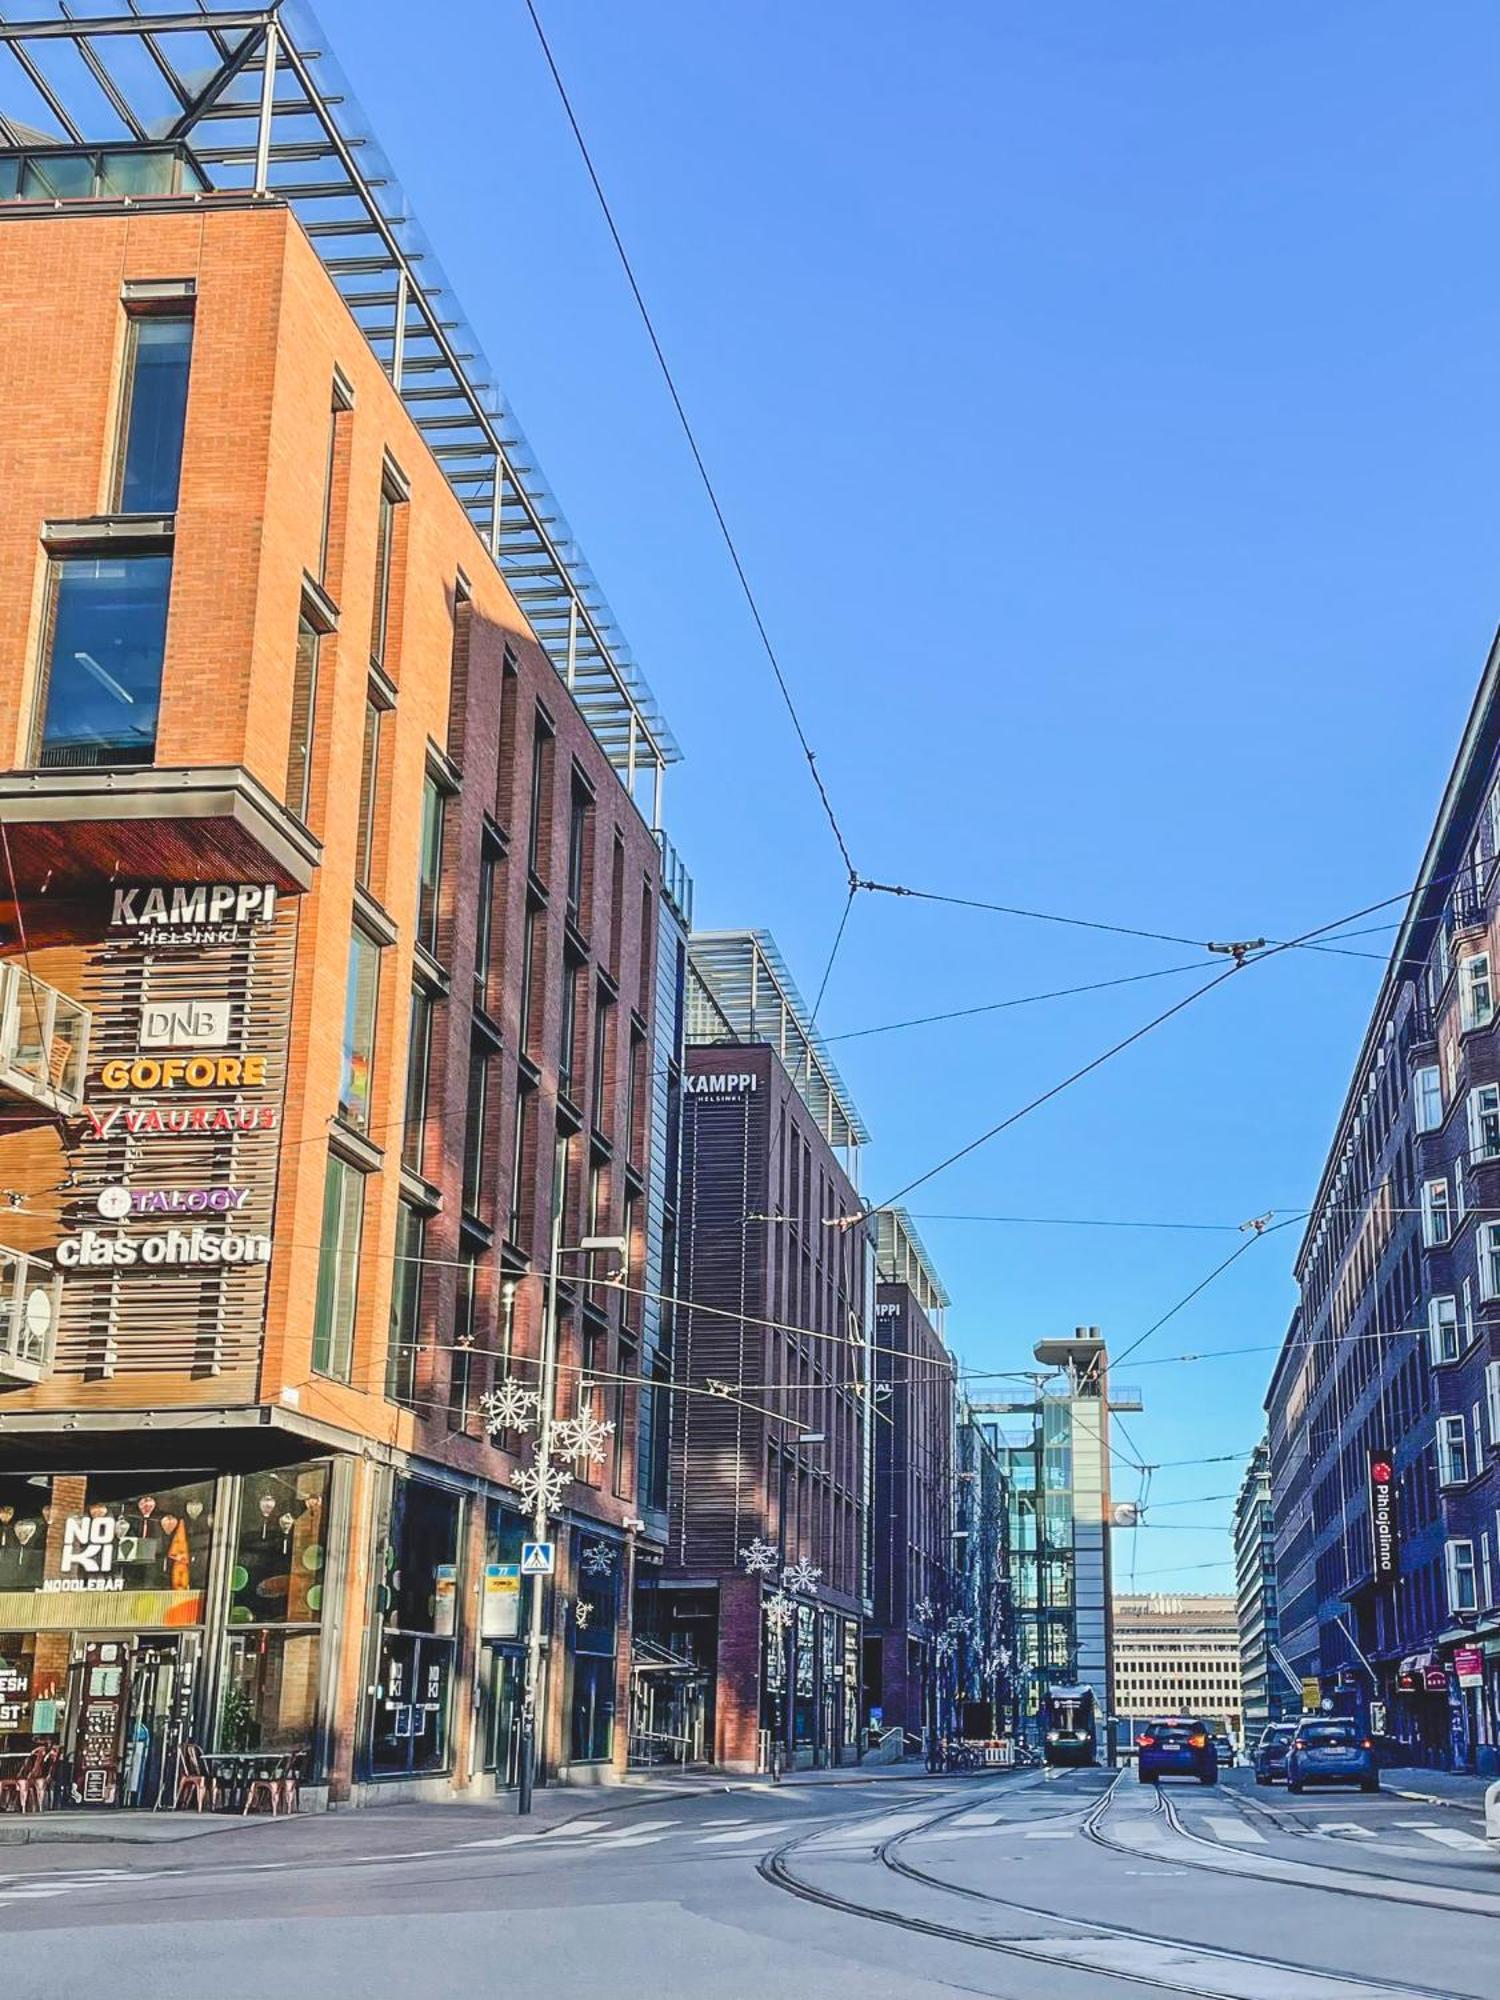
[1286,1719,1378,1794]
[1213,1733,1236,1770]
[1137,1717,1218,1786]
[1253,1723,1297,1785]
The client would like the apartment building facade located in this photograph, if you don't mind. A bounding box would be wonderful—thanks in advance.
[0,6,686,1809]
[1112,1593,1243,1750]
[1234,1439,1294,1739]
[1266,627,1500,1773]
[656,932,873,1772]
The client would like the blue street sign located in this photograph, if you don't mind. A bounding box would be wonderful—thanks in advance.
[521,1541,555,1575]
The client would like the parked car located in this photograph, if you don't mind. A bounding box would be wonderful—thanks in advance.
[1213,1733,1236,1769]
[1253,1723,1297,1785]
[1137,1717,1218,1786]
[1485,1780,1500,1853]
[1285,1719,1378,1793]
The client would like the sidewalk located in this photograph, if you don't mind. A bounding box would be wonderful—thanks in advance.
[0,1753,1025,1847]
[1384,1767,1496,1811]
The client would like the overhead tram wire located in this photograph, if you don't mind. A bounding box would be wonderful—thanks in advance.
[853,879,1429,1221]
[822,960,1211,1044]
[521,0,858,890]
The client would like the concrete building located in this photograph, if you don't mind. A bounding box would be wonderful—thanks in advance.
[980,1327,1133,1756]
[1234,1439,1295,1740]
[656,932,873,1772]
[0,3,688,1809]
[953,1403,1013,1738]
[1113,1594,1244,1750]
[865,1209,955,1745]
[1265,628,1500,1773]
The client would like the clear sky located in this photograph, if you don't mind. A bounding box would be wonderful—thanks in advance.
[318,0,1500,1588]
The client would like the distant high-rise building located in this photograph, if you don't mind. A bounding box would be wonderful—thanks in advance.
[1113,1594,1244,1750]
[1234,1439,1296,1740]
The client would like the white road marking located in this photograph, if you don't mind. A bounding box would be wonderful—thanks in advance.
[1396,1823,1489,1852]
[1203,1817,1265,1844]
[1315,1822,1378,1840]
[698,1822,793,1845]
[1023,1827,1074,1840]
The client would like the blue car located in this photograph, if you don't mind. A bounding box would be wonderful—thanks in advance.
[1137,1716,1218,1786]
[1253,1722,1297,1786]
[1285,1719,1378,1794]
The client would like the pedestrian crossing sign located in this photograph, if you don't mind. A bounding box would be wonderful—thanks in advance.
[521,1541,555,1575]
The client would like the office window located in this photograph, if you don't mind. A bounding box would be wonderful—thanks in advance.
[591,991,613,1133]
[1429,1296,1460,1367]
[339,927,380,1132]
[1487,1362,1500,1450]
[35,554,171,768]
[1438,1416,1470,1488]
[285,612,320,821]
[1415,1066,1443,1134]
[402,986,433,1175]
[559,956,581,1101]
[1469,1084,1500,1163]
[1446,1538,1478,1614]
[567,776,591,924]
[371,482,398,669]
[1482,1222,1500,1300]
[355,692,382,889]
[462,1041,491,1217]
[114,311,193,512]
[312,1153,364,1381]
[449,1251,479,1433]
[1422,1179,1451,1248]
[416,774,444,957]
[1461,953,1494,1032]
[475,844,498,1014]
[519,902,541,1055]
[528,720,553,876]
[510,1079,535,1245]
[387,1201,425,1407]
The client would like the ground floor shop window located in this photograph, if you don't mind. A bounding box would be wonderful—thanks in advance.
[367,1475,462,1778]
[371,1632,452,1775]
[220,1629,321,1756]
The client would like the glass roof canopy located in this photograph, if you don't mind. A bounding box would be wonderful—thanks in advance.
[0,0,679,808]
[686,929,870,1156]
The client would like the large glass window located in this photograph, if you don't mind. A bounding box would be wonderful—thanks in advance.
[312,1152,364,1381]
[114,312,193,512]
[355,693,382,889]
[567,778,590,924]
[510,1080,535,1245]
[370,1477,461,1777]
[339,927,380,1132]
[559,958,580,1100]
[569,1529,620,1763]
[371,484,397,669]
[1415,1065,1443,1134]
[416,775,444,957]
[226,1462,330,1632]
[285,613,320,822]
[387,1202,425,1407]
[36,554,171,768]
[462,1041,490,1217]
[402,985,433,1176]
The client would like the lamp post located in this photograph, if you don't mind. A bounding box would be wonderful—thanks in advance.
[510,1224,627,1817]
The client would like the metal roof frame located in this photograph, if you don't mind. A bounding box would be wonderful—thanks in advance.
[686,929,869,1152]
[874,1205,950,1319]
[0,0,679,806]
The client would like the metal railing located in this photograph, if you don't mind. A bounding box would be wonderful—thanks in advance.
[0,1243,60,1385]
[0,961,89,1116]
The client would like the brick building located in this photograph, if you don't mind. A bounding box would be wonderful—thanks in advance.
[866,1208,955,1745]
[0,5,687,1809]
[653,932,872,1772]
[1266,625,1500,1773]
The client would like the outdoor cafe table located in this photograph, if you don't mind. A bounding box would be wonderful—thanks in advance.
[200,1750,289,1814]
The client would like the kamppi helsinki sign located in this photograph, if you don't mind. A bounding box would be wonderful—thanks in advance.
[1368,1450,1398,1579]
[111,881,277,945]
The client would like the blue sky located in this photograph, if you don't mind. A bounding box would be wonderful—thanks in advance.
[322,0,1500,1586]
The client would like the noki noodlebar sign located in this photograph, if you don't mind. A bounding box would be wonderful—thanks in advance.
[1367,1449,1397,1580]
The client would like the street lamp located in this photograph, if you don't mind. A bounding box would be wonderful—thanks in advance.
[513,1226,627,1816]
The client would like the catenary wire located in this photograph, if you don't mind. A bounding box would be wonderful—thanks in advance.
[821,960,1211,1044]
[521,0,858,887]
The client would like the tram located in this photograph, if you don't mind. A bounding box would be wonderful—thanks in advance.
[1042,1683,1098,1766]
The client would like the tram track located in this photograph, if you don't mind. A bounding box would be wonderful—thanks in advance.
[758,1770,1492,2000]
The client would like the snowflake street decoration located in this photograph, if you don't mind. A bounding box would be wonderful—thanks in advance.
[763,1591,796,1636]
[913,1597,935,1627]
[580,1541,616,1578]
[934,1632,957,1662]
[945,1613,972,1637]
[510,1457,571,1513]
[574,1599,595,1630]
[481,1378,540,1435]
[782,1560,823,1596]
[740,1538,781,1577]
[554,1409,616,1465]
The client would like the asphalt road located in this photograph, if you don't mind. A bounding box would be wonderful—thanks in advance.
[3,1767,1498,1999]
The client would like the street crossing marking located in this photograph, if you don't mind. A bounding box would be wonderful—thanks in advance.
[1395,1822,1489,1852]
[1315,1822,1378,1840]
[699,1822,794,1845]
[1203,1817,1265,1844]
[1023,1827,1074,1839]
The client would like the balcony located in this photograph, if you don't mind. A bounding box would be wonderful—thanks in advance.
[0,765,320,912]
[0,1245,60,1386]
[0,962,88,1116]
[1450,879,1488,938]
